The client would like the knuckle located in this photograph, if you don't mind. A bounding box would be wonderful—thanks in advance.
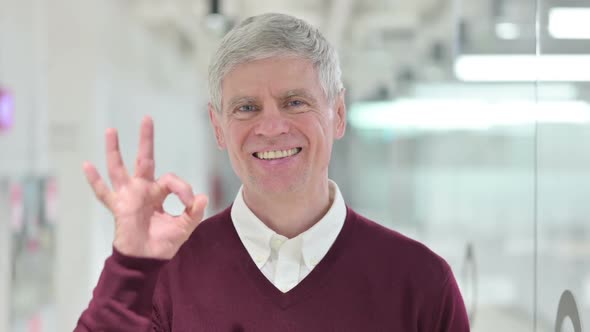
[182,182,193,193]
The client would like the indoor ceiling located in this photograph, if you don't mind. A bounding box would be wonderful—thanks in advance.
[127,0,590,102]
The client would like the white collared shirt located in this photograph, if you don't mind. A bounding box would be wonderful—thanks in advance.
[231,180,347,293]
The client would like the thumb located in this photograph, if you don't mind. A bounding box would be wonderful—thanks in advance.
[184,194,208,229]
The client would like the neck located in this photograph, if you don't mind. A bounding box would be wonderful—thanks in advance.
[242,180,332,238]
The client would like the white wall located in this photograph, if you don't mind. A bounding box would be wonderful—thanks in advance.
[1,0,212,330]
[0,0,48,177]
[0,181,10,332]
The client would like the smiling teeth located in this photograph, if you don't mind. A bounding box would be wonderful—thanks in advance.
[256,148,300,160]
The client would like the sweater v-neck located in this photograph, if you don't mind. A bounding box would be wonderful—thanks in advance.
[226,206,357,310]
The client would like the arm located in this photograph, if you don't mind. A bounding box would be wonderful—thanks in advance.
[423,270,471,332]
[75,250,167,332]
[75,116,208,331]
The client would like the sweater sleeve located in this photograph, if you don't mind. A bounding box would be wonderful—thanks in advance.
[74,248,169,332]
[421,268,471,332]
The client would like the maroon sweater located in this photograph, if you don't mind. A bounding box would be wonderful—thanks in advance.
[76,206,470,331]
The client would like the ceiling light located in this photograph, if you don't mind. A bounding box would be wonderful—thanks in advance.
[455,55,590,82]
[496,22,520,40]
[412,82,578,100]
[349,99,590,131]
[549,7,590,39]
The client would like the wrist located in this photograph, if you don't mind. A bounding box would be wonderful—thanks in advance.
[112,245,170,268]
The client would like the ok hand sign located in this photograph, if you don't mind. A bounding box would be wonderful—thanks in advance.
[82,116,208,259]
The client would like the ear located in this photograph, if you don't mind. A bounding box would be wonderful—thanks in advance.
[208,103,226,149]
[333,90,347,140]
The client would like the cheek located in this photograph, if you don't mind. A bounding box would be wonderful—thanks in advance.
[300,121,332,158]
[313,118,333,143]
[301,111,330,132]
[226,124,250,154]
[305,115,335,156]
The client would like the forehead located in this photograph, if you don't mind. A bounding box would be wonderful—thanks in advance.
[221,56,324,103]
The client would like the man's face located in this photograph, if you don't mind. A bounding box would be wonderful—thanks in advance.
[209,56,346,197]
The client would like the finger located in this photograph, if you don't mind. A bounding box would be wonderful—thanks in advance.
[156,173,194,208]
[135,158,155,182]
[179,194,208,231]
[138,116,154,160]
[187,194,208,222]
[82,161,112,209]
[105,128,129,190]
[134,116,155,180]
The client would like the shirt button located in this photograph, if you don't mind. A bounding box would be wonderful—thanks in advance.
[270,235,287,251]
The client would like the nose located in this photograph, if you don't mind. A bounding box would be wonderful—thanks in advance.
[253,104,289,137]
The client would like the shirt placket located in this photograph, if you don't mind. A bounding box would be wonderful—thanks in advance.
[272,237,301,293]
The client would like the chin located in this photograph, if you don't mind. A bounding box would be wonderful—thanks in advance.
[249,176,304,195]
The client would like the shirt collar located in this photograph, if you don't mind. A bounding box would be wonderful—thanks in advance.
[231,180,347,270]
[231,189,275,268]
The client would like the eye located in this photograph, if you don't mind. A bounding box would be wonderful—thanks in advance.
[237,104,257,113]
[287,99,306,107]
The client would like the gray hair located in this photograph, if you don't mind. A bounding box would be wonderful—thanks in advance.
[208,13,343,113]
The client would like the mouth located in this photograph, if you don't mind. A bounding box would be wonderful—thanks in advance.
[253,147,302,160]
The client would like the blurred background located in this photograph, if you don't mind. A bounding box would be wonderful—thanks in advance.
[0,0,589,331]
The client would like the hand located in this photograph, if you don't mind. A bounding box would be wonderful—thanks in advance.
[82,116,208,259]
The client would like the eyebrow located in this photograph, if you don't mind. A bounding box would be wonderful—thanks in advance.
[224,88,319,112]
[225,96,257,112]
[281,89,318,104]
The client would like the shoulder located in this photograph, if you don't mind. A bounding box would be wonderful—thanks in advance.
[347,208,452,285]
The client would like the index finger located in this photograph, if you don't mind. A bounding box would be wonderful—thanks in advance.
[156,173,194,208]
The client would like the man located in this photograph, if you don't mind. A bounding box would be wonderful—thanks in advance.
[76,13,469,331]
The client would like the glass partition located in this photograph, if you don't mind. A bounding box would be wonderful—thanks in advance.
[331,0,540,330]
[536,1,590,331]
